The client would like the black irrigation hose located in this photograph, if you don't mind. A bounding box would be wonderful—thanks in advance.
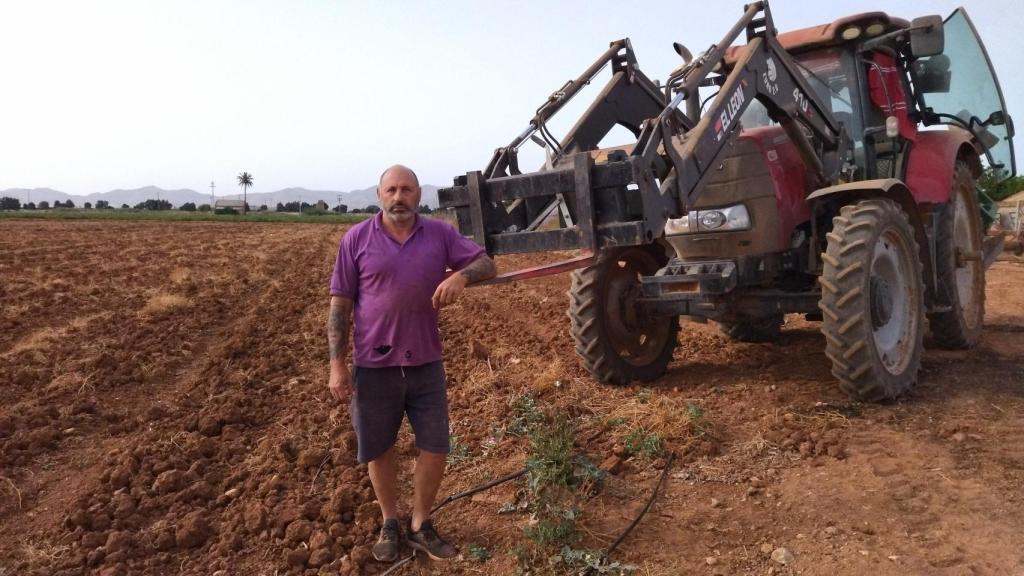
[605,452,675,556]
[378,469,527,576]
[431,468,527,515]
[383,455,671,574]
[379,552,416,576]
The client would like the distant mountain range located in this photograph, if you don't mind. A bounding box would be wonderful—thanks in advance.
[0,185,441,210]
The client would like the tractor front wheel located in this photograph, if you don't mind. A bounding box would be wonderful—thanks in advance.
[819,198,925,401]
[568,246,678,385]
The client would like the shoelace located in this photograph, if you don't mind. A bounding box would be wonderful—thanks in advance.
[418,523,444,546]
[381,522,400,542]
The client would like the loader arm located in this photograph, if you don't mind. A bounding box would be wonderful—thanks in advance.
[438,0,849,274]
[637,1,847,213]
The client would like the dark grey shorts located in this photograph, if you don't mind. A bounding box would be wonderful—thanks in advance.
[350,361,449,464]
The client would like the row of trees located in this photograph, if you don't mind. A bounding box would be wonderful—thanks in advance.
[979,167,1024,201]
[3,195,440,214]
[0,197,117,210]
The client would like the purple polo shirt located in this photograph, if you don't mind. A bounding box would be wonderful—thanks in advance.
[329,212,486,368]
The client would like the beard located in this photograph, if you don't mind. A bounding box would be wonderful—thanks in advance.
[386,203,414,221]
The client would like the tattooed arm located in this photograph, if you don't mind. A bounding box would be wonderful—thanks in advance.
[327,296,354,401]
[432,254,497,309]
[456,254,497,284]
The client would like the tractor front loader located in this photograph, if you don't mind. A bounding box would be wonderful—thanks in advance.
[440,1,1015,401]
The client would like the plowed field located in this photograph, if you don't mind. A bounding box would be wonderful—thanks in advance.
[2,219,1023,575]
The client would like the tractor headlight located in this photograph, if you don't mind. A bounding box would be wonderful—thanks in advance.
[841,26,862,40]
[665,204,751,235]
[699,210,726,229]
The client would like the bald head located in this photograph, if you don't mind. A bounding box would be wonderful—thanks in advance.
[379,164,420,188]
[377,164,422,226]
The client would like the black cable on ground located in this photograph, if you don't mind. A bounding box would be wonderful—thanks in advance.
[378,469,527,575]
[379,552,416,576]
[431,468,527,515]
[384,456,670,574]
[605,452,674,556]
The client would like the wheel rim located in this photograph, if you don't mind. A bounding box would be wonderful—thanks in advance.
[602,250,671,366]
[870,227,918,375]
[952,182,981,328]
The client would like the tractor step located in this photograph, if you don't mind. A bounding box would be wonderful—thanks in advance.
[640,259,738,298]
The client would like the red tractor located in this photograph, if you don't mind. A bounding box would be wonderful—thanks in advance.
[440,2,1015,401]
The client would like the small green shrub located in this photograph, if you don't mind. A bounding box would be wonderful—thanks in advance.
[508,393,545,437]
[558,547,635,575]
[623,428,664,459]
[687,403,713,438]
[447,434,472,466]
[468,543,491,563]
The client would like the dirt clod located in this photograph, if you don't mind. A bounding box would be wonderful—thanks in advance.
[771,547,794,565]
[152,470,186,494]
[175,511,211,548]
[286,547,310,567]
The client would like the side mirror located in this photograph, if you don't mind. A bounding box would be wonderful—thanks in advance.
[984,110,1007,127]
[910,15,944,58]
[984,112,1014,138]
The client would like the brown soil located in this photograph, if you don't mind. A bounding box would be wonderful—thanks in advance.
[1,219,1023,575]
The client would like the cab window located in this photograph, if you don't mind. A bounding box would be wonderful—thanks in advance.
[914,8,1015,175]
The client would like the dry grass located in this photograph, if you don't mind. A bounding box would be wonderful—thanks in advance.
[4,313,107,357]
[756,406,852,439]
[578,388,712,448]
[169,267,190,283]
[44,370,93,394]
[140,293,191,317]
[4,327,60,356]
[17,538,70,565]
[1,476,23,509]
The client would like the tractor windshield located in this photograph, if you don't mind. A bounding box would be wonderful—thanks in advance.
[740,48,859,142]
[739,48,863,170]
[915,8,1016,176]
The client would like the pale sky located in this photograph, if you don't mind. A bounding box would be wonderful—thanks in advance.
[1,0,1020,195]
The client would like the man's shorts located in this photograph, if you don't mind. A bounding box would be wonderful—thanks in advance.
[350,361,449,464]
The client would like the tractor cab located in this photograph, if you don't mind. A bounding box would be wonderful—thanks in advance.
[733,8,1015,184]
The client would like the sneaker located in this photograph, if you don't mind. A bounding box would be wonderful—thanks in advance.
[372,518,401,562]
[407,519,457,560]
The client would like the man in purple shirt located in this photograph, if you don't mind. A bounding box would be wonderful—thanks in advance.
[327,164,496,563]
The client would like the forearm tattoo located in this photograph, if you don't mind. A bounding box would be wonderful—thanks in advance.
[328,298,353,361]
[459,255,497,284]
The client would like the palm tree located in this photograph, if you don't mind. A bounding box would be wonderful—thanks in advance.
[237,172,253,214]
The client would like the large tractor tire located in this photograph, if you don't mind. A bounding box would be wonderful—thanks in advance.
[928,160,985,348]
[719,314,784,343]
[568,246,678,385]
[819,199,925,401]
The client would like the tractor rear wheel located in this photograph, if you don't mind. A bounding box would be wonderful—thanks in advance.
[719,314,784,343]
[568,246,678,385]
[819,198,925,401]
[929,160,985,348]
